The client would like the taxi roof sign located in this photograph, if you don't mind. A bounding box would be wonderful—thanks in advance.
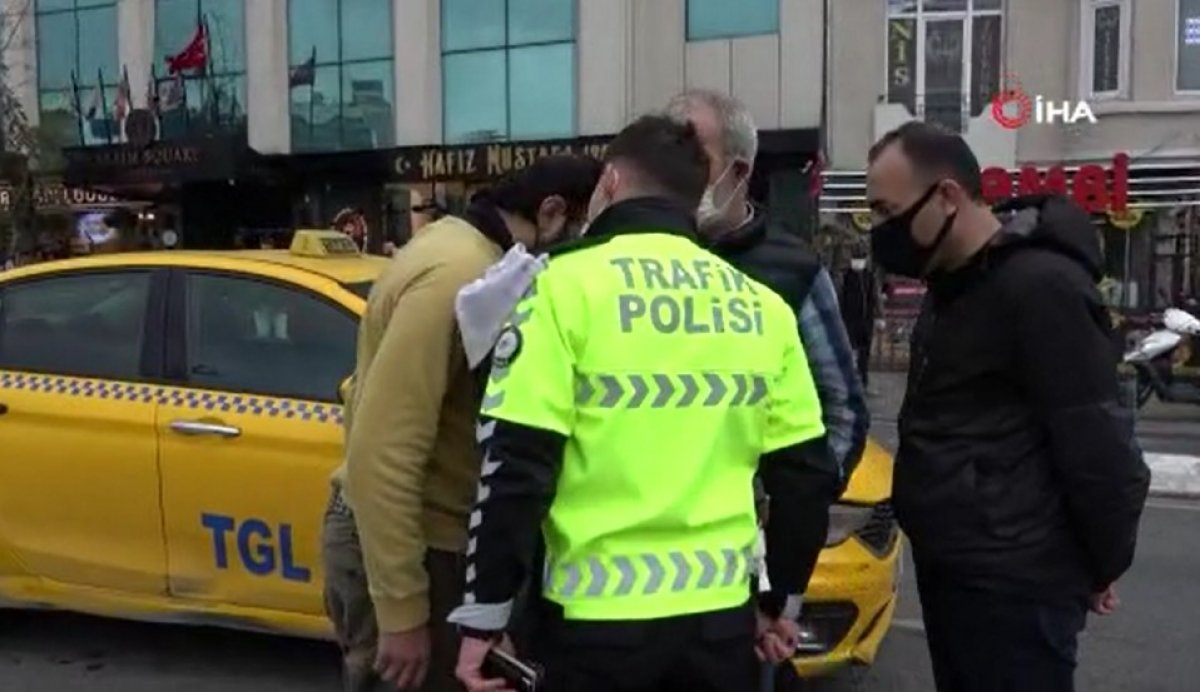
[289,229,361,258]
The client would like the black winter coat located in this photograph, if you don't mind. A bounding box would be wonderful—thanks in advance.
[896,195,1150,599]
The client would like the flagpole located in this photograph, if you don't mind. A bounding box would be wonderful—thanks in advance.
[308,47,317,145]
[121,64,130,142]
[98,68,113,145]
[70,70,84,144]
[203,14,217,129]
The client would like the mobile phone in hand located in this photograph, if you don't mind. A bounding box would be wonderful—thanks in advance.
[482,647,543,692]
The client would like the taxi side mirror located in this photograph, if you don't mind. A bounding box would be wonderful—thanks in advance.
[338,376,354,406]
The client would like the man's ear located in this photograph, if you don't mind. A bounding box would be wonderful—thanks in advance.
[732,158,753,184]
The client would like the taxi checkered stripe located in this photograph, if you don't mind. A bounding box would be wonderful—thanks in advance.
[0,371,345,425]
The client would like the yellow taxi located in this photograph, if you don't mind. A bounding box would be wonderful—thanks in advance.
[0,230,898,677]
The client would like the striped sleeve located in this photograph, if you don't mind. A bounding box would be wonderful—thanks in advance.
[795,269,870,481]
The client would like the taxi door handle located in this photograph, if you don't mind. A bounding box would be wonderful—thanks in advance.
[0,402,7,415]
[169,419,241,439]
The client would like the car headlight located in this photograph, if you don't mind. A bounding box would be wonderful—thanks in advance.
[825,503,874,547]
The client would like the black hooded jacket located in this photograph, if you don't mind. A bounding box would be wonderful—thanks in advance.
[896,195,1150,599]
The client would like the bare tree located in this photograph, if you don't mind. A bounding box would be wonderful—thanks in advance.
[1,0,42,262]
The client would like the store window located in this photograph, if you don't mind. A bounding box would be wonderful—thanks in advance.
[1081,0,1130,98]
[154,0,247,139]
[441,0,576,144]
[288,0,395,152]
[35,0,119,148]
[885,0,1003,133]
[1179,0,1200,92]
[686,0,779,41]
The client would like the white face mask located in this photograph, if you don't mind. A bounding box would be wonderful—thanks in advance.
[697,162,745,225]
[850,258,868,271]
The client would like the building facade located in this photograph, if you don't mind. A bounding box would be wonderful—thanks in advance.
[0,0,825,251]
[821,0,1200,337]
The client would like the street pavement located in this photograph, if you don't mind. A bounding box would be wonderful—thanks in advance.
[1,372,1197,691]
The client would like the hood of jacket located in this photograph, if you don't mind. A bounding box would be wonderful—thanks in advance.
[992,195,1105,281]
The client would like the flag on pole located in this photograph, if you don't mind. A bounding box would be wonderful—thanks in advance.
[166,21,208,74]
[148,63,160,116]
[115,66,131,123]
[289,47,317,88]
[160,72,185,111]
[83,82,101,121]
[97,68,113,145]
[69,70,86,143]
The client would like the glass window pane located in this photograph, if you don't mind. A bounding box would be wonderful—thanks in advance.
[442,0,505,52]
[341,0,392,61]
[156,0,199,66]
[184,274,357,401]
[973,0,1002,10]
[36,0,75,11]
[922,0,967,11]
[686,0,778,41]
[1179,0,1200,91]
[969,15,1002,116]
[923,18,964,132]
[288,0,338,65]
[0,273,151,381]
[202,0,247,75]
[508,0,574,45]
[38,90,80,148]
[342,59,394,150]
[887,0,918,13]
[292,64,341,152]
[509,43,574,140]
[78,5,118,84]
[442,50,506,143]
[76,0,114,7]
[36,11,76,90]
[1092,5,1122,93]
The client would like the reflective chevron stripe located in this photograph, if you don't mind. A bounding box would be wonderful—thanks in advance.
[544,546,755,599]
[573,372,768,409]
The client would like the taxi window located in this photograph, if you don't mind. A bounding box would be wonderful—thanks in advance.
[183,273,356,402]
[0,272,151,380]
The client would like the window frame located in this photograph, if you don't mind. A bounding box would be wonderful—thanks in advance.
[0,268,168,383]
[439,0,578,144]
[153,0,249,138]
[1078,0,1132,101]
[165,268,360,403]
[34,0,120,147]
[685,0,780,42]
[1176,0,1200,96]
[883,0,1006,129]
[286,0,396,152]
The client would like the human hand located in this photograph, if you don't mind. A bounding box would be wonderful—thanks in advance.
[755,610,800,664]
[455,634,516,692]
[375,627,431,690]
[1091,584,1120,615]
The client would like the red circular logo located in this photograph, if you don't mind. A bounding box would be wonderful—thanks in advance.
[990,75,1032,130]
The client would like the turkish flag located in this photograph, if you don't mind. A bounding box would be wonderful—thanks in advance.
[166,22,207,75]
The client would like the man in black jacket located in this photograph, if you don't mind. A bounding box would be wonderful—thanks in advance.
[865,121,1150,691]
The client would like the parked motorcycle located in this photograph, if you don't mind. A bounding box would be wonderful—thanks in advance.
[1123,307,1200,408]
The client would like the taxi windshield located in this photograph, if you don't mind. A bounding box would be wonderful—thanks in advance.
[344,281,372,299]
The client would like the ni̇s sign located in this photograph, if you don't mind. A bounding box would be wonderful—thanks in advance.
[981,153,1130,214]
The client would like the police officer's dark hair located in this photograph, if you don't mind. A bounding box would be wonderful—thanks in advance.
[604,115,710,209]
[479,154,603,224]
[868,120,985,201]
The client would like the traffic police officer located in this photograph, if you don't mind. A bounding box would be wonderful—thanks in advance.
[449,115,840,691]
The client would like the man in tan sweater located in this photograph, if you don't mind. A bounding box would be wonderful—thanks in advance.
[323,155,601,692]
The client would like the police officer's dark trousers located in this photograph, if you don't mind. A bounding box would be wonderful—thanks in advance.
[531,600,760,692]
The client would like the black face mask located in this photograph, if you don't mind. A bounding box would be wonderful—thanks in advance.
[869,184,957,279]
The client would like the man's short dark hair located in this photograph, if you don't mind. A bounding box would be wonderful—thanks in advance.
[487,154,604,223]
[868,121,985,201]
[605,115,710,209]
